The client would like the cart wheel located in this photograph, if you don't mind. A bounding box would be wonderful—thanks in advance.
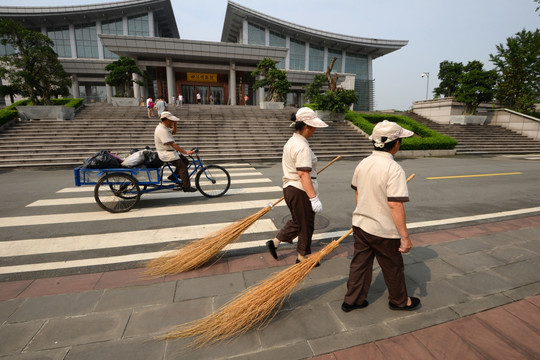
[195,165,230,198]
[94,173,140,213]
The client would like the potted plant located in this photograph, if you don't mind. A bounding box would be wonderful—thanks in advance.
[306,58,357,121]
[251,58,291,109]
[105,56,144,106]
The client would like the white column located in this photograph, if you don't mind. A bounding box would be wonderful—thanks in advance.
[341,50,346,73]
[305,43,310,71]
[123,16,128,35]
[242,19,248,44]
[166,58,175,105]
[133,73,141,100]
[69,24,77,59]
[285,36,290,70]
[96,20,104,60]
[148,11,155,37]
[229,62,236,105]
[323,47,328,70]
[71,75,80,98]
[265,28,270,46]
[106,83,113,103]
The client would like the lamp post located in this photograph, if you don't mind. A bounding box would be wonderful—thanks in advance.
[421,72,430,100]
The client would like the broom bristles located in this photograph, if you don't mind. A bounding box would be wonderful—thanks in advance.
[144,206,273,276]
[160,239,341,348]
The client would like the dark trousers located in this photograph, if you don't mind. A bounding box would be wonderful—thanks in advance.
[344,226,408,306]
[171,154,191,188]
[276,186,315,256]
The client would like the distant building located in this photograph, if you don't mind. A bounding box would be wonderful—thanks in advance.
[0,0,407,109]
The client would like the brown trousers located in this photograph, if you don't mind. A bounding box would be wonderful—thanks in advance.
[344,226,408,307]
[276,186,315,256]
[170,154,191,188]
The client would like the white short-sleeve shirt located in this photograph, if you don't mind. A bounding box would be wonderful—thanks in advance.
[351,151,409,238]
[282,133,318,193]
[154,123,179,162]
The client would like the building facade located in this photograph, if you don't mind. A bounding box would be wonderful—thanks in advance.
[0,0,407,110]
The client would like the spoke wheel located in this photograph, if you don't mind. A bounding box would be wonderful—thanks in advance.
[94,173,140,213]
[195,165,230,198]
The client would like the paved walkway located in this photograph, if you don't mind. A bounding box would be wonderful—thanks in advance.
[1,216,539,359]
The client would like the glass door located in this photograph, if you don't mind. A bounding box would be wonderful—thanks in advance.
[181,85,193,104]
[196,86,209,104]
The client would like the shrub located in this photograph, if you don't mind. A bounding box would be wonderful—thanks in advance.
[345,112,458,150]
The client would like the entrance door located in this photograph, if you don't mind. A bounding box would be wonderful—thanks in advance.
[210,86,223,105]
[196,86,209,104]
[181,85,193,104]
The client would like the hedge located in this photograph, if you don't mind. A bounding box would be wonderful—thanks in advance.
[345,111,458,150]
[0,98,84,128]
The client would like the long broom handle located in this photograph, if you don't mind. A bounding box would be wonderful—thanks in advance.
[270,155,342,208]
[335,173,416,245]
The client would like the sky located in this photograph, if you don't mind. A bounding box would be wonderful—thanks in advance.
[13,0,540,110]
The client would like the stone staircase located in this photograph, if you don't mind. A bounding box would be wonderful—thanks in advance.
[407,112,540,155]
[0,104,373,168]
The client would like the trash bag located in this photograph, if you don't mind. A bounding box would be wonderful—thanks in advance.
[122,150,149,168]
[82,150,122,169]
[144,151,164,168]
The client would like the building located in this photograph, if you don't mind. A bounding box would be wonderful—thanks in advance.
[0,0,407,110]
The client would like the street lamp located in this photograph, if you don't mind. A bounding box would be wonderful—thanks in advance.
[421,72,430,100]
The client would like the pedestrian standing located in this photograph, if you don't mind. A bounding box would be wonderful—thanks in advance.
[342,120,420,312]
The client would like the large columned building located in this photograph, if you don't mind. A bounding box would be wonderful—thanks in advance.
[0,0,407,110]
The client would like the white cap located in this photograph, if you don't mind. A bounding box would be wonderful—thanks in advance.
[295,107,328,128]
[369,120,414,148]
[160,111,179,121]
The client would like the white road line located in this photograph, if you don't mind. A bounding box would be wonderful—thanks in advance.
[28,186,282,207]
[0,219,277,257]
[0,200,286,228]
[56,178,273,194]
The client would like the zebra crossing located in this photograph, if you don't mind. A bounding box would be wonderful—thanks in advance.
[0,163,347,281]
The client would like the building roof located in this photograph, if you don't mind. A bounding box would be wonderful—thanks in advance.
[221,1,407,59]
[0,0,179,38]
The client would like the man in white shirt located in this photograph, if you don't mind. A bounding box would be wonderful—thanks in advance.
[154,111,196,192]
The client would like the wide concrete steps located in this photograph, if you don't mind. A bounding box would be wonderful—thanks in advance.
[407,112,540,154]
[0,105,372,167]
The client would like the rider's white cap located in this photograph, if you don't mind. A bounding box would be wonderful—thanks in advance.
[160,111,179,121]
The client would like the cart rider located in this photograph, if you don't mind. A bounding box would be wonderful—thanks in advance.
[154,111,197,192]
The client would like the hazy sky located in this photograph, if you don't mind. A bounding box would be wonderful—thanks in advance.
[14,0,540,110]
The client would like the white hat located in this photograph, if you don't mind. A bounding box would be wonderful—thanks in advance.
[160,111,179,121]
[369,120,413,148]
[295,107,328,128]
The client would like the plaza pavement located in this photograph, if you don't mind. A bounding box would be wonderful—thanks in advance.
[1,215,539,359]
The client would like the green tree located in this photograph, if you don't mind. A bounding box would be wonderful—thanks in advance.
[0,19,71,105]
[454,60,497,115]
[251,58,291,102]
[104,56,144,97]
[433,60,464,98]
[489,29,540,114]
[304,74,327,103]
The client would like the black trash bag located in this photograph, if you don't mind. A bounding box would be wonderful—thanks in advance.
[144,151,164,168]
[82,150,122,169]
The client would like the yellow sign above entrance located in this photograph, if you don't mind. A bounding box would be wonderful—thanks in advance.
[187,72,218,83]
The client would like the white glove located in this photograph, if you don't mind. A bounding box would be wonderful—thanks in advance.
[310,196,323,213]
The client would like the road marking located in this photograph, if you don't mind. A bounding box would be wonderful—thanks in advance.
[427,172,522,180]
[28,186,282,207]
[0,199,286,228]
[0,219,277,256]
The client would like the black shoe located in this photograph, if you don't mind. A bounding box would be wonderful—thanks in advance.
[266,240,278,260]
[182,186,197,192]
[167,174,180,182]
[296,258,320,267]
[388,297,421,311]
[341,300,369,312]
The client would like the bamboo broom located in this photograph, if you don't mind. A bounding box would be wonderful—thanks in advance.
[160,173,415,348]
[145,155,342,276]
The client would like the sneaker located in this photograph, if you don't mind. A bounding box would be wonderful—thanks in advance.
[183,186,197,192]
[341,300,369,312]
[388,297,421,311]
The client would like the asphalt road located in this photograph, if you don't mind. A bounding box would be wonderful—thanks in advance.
[1,154,539,280]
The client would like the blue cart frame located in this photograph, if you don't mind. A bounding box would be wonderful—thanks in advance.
[74,148,230,213]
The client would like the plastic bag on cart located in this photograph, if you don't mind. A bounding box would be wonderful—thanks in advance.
[82,150,122,169]
[144,151,164,168]
[122,150,150,168]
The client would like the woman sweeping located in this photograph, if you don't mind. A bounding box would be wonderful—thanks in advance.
[266,107,329,264]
